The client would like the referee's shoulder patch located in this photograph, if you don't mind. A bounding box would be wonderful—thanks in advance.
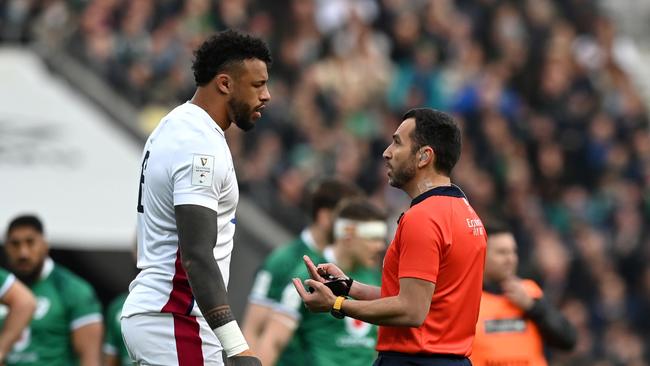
[191,154,215,186]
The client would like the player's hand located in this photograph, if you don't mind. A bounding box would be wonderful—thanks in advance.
[292,277,337,313]
[228,349,262,366]
[502,277,534,311]
[303,255,347,283]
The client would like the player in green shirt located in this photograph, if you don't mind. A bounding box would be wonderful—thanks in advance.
[3,215,103,366]
[103,293,131,366]
[257,199,387,366]
[242,178,360,366]
[0,268,36,364]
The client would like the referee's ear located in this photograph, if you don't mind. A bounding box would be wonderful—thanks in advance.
[416,146,434,169]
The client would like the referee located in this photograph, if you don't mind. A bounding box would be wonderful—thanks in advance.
[294,108,487,366]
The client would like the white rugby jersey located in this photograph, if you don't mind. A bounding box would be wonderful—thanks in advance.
[122,102,238,318]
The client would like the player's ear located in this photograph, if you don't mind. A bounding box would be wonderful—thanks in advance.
[215,74,231,95]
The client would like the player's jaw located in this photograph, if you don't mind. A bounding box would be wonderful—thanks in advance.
[229,98,266,132]
[11,258,44,285]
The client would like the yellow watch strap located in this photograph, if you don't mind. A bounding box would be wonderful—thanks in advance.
[333,296,345,311]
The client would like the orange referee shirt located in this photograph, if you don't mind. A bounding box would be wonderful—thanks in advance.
[376,185,487,356]
[471,280,547,366]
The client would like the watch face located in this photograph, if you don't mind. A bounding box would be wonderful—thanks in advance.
[331,309,345,319]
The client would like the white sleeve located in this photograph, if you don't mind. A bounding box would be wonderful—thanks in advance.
[172,148,222,212]
[274,282,302,321]
[0,274,15,299]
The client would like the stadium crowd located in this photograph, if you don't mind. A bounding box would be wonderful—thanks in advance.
[2,0,650,365]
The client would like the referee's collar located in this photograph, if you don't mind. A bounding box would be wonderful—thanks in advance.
[410,184,466,207]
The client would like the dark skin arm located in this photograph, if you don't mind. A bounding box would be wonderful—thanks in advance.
[175,205,259,365]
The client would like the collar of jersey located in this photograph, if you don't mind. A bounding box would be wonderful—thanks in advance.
[300,228,318,252]
[410,184,466,207]
[184,102,225,137]
[323,246,338,265]
[39,257,55,281]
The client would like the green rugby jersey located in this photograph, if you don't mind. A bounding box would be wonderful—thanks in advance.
[103,293,131,366]
[1,258,102,366]
[277,248,381,366]
[249,229,320,366]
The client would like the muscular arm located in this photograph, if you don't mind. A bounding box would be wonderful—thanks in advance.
[242,303,272,351]
[175,205,257,361]
[349,281,381,301]
[256,312,298,366]
[72,322,103,366]
[175,205,237,329]
[296,277,434,327]
[525,298,577,350]
[0,280,35,360]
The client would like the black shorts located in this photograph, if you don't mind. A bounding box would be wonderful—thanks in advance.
[373,351,472,366]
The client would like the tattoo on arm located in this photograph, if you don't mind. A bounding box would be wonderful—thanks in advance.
[204,305,236,328]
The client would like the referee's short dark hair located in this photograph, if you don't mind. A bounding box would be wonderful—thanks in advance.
[192,29,272,86]
[6,215,44,237]
[403,108,461,176]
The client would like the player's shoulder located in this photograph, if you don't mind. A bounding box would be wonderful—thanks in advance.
[157,104,223,147]
[50,263,95,293]
[263,238,307,268]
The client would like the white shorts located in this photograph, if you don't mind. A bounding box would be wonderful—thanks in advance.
[122,313,224,366]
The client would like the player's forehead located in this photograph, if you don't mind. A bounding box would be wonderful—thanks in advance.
[239,58,268,81]
[487,233,516,252]
[7,226,42,239]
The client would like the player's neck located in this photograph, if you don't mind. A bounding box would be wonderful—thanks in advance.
[190,89,231,131]
[332,245,355,272]
[404,173,451,199]
[308,225,329,252]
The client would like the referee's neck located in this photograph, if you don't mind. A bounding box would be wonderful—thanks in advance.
[407,176,452,198]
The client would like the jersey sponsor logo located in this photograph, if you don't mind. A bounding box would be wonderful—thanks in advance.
[466,218,484,236]
[191,154,214,186]
[338,317,375,348]
[34,297,51,320]
[484,318,527,333]
[344,317,372,338]
[12,327,31,352]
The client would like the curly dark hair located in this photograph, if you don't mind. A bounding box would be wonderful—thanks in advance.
[192,29,272,86]
[403,108,461,176]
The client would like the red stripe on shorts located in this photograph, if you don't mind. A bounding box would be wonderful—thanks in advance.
[162,249,194,314]
[173,313,204,365]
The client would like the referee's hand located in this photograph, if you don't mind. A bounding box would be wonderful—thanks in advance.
[303,255,347,282]
[293,277,337,313]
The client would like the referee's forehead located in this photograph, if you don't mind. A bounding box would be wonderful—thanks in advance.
[395,118,416,139]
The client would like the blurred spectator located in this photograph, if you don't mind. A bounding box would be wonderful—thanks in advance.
[3,0,650,363]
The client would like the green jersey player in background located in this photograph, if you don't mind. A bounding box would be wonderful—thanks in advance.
[242,178,360,366]
[0,268,36,364]
[103,293,130,366]
[256,198,386,366]
[2,215,103,366]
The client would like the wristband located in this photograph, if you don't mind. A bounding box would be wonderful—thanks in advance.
[212,320,249,357]
[331,296,346,319]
